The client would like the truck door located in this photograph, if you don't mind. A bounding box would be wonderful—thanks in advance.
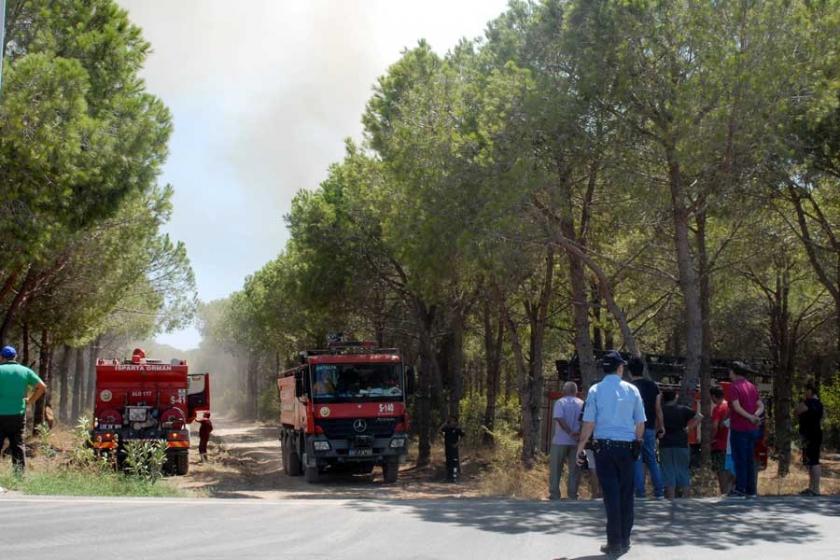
[188,373,211,419]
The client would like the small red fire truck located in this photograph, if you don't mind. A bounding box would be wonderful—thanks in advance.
[91,348,210,475]
[278,341,413,483]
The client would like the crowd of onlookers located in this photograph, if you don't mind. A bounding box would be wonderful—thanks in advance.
[549,358,825,500]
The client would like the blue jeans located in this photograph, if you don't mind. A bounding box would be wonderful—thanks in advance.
[730,429,759,495]
[594,444,635,548]
[634,428,664,497]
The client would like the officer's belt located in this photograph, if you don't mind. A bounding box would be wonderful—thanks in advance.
[593,439,635,449]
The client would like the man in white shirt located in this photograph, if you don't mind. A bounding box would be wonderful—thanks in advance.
[549,381,584,500]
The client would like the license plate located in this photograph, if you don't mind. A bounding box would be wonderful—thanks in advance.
[349,448,372,457]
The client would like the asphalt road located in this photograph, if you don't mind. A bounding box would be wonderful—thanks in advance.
[1,494,838,560]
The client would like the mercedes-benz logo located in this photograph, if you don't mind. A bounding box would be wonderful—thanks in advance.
[353,419,367,433]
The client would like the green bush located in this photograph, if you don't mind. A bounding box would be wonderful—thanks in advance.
[821,377,840,449]
[123,440,168,482]
[458,391,521,448]
[34,422,57,459]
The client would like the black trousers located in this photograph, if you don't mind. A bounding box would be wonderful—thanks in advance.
[445,445,460,480]
[0,414,26,470]
[594,444,635,548]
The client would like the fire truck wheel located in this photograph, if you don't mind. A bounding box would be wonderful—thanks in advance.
[286,439,302,476]
[175,453,189,475]
[281,438,290,473]
[382,460,399,484]
[305,465,320,483]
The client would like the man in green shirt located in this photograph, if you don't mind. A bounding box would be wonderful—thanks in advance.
[0,345,46,471]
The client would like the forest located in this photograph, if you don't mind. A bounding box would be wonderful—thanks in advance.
[4,0,840,482]
[198,0,840,477]
[0,1,196,429]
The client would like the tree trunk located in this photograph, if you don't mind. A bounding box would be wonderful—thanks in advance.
[246,350,260,420]
[773,268,794,477]
[57,345,72,423]
[696,210,713,467]
[414,301,437,466]
[569,257,598,388]
[591,282,604,351]
[33,329,51,432]
[667,149,703,404]
[482,300,504,446]
[557,175,599,388]
[72,346,85,422]
[85,338,100,412]
[517,247,555,468]
[0,271,33,345]
[22,321,30,366]
[447,309,465,418]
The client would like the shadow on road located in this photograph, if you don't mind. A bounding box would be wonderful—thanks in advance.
[349,497,840,552]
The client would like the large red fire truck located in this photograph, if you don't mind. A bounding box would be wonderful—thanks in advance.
[91,348,211,475]
[278,341,413,483]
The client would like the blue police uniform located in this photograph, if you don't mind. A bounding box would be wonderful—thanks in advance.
[582,352,646,554]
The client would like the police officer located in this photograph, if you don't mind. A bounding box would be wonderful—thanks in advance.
[576,350,646,557]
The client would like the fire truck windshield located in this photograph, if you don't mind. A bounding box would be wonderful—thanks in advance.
[312,363,402,402]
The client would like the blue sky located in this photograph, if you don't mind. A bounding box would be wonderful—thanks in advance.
[117,1,510,349]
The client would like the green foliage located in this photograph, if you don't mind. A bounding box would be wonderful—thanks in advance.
[68,416,113,472]
[458,391,520,448]
[0,0,194,351]
[122,440,168,482]
[821,378,840,448]
[0,464,185,497]
[34,423,57,460]
[258,385,281,421]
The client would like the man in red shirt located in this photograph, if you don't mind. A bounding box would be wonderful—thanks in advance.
[727,362,764,498]
[710,386,733,495]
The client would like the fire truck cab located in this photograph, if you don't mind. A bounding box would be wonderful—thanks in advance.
[278,340,413,483]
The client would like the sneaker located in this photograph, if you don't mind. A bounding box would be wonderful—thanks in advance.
[745,493,757,499]
[799,488,819,497]
[726,489,746,498]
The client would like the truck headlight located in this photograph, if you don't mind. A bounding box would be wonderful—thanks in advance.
[390,437,406,448]
[313,441,331,451]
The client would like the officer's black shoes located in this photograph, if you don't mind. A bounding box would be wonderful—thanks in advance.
[600,544,629,557]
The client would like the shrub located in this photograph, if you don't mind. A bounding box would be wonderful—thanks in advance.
[123,440,168,482]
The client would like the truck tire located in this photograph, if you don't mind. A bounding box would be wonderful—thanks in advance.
[280,434,290,473]
[305,465,320,483]
[176,452,189,476]
[286,437,302,476]
[382,459,399,483]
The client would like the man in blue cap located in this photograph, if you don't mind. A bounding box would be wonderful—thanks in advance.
[576,350,646,557]
[0,345,46,472]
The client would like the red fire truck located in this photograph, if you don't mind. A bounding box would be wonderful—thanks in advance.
[278,341,413,483]
[91,348,211,475]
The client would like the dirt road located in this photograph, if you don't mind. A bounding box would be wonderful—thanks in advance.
[176,418,479,499]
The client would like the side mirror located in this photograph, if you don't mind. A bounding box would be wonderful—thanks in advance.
[405,366,416,397]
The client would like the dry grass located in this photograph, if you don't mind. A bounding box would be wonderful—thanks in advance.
[758,458,840,496]
[455,440,840,500]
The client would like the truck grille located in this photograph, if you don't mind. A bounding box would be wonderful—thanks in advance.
[318,418,396,439]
